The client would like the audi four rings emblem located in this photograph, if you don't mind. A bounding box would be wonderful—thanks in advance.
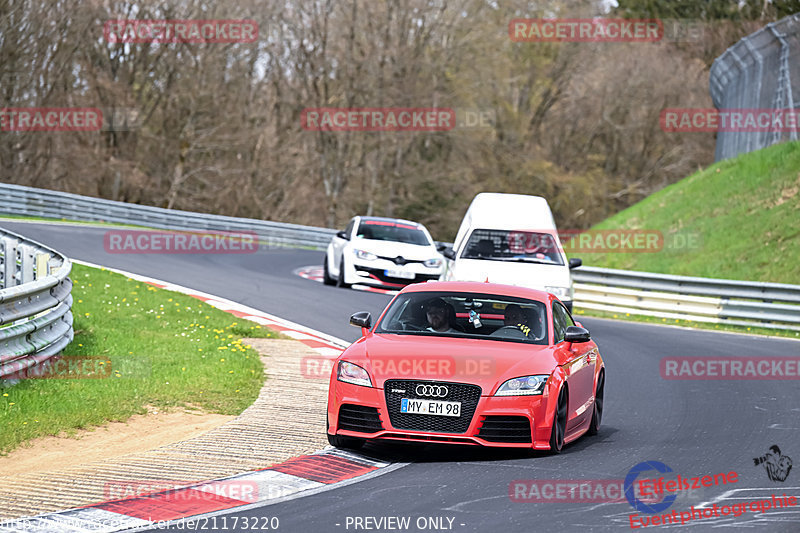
[416,384,448,397]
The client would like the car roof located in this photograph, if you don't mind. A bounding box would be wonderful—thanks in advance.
[398,280,554,303]
[357,216,422,227]
[464,193,556,231]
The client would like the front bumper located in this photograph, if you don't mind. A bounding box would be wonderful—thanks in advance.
[352,261,442,287]
[328,379,554,449]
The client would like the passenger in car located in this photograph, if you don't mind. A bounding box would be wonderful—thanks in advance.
[424,298,459,333]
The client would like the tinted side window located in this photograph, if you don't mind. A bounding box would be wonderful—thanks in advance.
[552,302,568,343]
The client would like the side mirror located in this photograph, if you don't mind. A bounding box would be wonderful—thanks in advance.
[564,325,590,343]
[336,230,349,240]
[569,258,582,269]
[349,311,372,335]
[442,247,456,260]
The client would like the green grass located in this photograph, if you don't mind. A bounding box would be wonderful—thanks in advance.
[573,141,800,284]
[0,263,278,455]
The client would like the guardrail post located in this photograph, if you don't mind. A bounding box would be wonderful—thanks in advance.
[18,244,35,284]
[1,237,16,289]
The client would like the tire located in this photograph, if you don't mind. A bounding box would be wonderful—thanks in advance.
[322,255,336,285]
[549,386,568,454]
[588,370,604,436]
[327,433,365,450]
[336,258,351,288]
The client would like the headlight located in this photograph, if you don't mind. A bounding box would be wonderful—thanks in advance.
[495,375,548,396]
[354,249,377,261]
[545,286,572,300]
[337,361,372,387]
[424,258,443,268]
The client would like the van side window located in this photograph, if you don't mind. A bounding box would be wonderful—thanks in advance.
[552,302,573,343]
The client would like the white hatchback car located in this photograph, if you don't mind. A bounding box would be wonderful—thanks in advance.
[324,216,444,289]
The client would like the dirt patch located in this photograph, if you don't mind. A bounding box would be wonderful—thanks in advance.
[0,409,233,477]
[0,338,330,521]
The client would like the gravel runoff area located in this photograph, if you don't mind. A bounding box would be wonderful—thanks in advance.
[0,339,330,521]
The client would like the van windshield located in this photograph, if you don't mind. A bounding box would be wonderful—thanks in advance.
[460,229,564,265]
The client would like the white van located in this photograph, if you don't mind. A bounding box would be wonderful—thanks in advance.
[440,193,582,311]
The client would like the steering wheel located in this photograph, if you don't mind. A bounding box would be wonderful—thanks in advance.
[490,325,530,339]
[399,321,425,332]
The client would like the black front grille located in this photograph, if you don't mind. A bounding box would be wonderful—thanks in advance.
[476,415,532,443]
[337,404,383,433]
[384,380,482,434]
[359,267,440,285]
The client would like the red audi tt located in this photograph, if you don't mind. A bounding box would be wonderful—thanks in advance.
[327,281,605,453]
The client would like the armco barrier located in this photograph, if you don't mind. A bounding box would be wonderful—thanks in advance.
[2,183,798,332]
[0,227,73,377]
[0,183,335,250]
[572,267,800,332]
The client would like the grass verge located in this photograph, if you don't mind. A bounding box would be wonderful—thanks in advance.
[0,262,278,455]
[573,141,800,283]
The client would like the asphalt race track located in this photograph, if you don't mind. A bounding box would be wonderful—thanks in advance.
[5,221,800,532]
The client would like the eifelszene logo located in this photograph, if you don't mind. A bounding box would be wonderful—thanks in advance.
[754,445,793,482]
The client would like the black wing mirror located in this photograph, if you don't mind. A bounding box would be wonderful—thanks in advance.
[441,247,456,260]
[350,311,372,329]
[336,230,349,240]
[569,258,582,269]
[564,325,590,343]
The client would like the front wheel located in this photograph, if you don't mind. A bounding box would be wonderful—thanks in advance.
[337,258,351,288]
[322,255,336,285]
[549,386,568,454]
[588,371,604,436]
[327,433,364,450]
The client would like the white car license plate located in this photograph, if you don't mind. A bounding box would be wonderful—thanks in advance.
[385,269,415,280]
[400,398,461,417]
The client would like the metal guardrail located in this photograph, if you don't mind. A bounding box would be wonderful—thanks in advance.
[573,266,800,332]
[2,183,799,333]
[709,13,800,161]
[0,227,73,377]
[0,183,336,250]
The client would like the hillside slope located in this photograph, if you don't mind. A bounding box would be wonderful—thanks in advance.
[580,141,800,284]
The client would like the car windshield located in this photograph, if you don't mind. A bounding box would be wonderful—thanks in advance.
[460,229,564,265]
[376,291,548,345]
[357,221,431,246]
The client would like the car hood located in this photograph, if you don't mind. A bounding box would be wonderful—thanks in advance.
[449,258,570,289]
[350,238,439,260]
[345,334,558,394]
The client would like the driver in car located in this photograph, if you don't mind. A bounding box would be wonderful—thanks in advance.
[504,304,533,337]
[425,298,459,333]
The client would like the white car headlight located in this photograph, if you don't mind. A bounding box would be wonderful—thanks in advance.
[545,286,572,300]
[337,361,372,387]
[424,258,443,268]
[354,249,377,261]
[495,375,548,396]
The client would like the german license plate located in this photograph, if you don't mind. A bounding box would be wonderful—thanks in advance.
[385,269,415,280]
[400,398,461,417]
